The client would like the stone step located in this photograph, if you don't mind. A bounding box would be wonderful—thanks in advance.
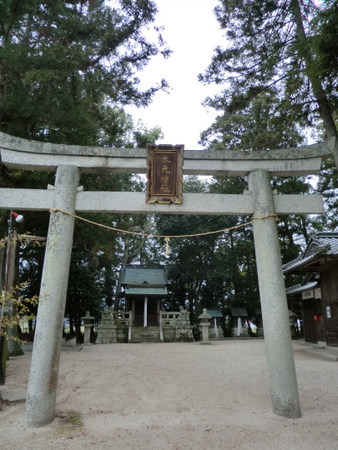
[129,326,161,343]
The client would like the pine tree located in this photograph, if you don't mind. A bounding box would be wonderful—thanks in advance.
[0,0,170,143]
[199,0,338,148]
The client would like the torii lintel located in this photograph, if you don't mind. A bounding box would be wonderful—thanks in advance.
[0,132,336,177]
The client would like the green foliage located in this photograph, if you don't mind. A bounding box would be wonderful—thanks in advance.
[310,1,338,111]
[133,121,164,147]
[0,282,39,342]
[313,157,338,231]
[157,212,259,316]
[271,176,313,260]
[200,90,305,150]
[195,0,338,313]
[199,0,338,148]
[0,1,168,323]
[155,178,260,316]
[0,0,170,143]
[65,249,104,332]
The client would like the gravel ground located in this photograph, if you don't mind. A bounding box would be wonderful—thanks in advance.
[0,339,337,450]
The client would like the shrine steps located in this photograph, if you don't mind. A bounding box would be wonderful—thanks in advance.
[129,326,161,343]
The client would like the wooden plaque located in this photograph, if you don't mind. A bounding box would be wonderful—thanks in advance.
[146,144,184,204]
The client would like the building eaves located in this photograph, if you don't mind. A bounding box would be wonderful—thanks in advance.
[283,253,319,273]
[283,234,338,274]
[124,286,168,296]
[286,281,318,295]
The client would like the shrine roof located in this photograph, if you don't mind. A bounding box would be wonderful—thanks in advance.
[121,265,167,285]
[121,265,168,296]
[283,233,338,274]
[206,309,223,318]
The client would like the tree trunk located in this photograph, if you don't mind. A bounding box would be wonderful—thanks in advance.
[291,0,338,138]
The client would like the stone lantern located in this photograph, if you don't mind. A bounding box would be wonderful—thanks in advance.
[198,308,212,345]
[81,311,94,345]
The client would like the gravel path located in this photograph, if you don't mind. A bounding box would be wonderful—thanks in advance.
[1,340,337,449]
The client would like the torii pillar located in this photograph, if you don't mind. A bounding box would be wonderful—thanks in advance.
[25,165,80,427]
[249,170,301,418]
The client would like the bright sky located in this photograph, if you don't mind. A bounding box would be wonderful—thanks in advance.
[125,0,225,150]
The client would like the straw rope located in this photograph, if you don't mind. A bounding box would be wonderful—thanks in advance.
[49,208,279,239]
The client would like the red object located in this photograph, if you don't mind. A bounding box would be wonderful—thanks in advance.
[313,315,321,321]
[11,211,24,223]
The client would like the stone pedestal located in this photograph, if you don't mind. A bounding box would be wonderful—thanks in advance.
[96,311,117,344]
[174,307,194,342]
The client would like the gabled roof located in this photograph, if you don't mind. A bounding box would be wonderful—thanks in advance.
[303,232,338,257]
[206,309,223,318]
[121,265,168,296]
[283,233,338,274]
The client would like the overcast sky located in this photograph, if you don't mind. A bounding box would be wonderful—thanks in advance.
[125,0,225,150]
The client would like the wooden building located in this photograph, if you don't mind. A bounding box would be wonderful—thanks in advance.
[97,264,195,343]
[284,233,338,346]
[121,264,168,327]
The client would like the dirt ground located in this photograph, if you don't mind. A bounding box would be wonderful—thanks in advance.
[0,339,337,450]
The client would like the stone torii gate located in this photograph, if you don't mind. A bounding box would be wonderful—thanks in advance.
[0,132,336,427]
